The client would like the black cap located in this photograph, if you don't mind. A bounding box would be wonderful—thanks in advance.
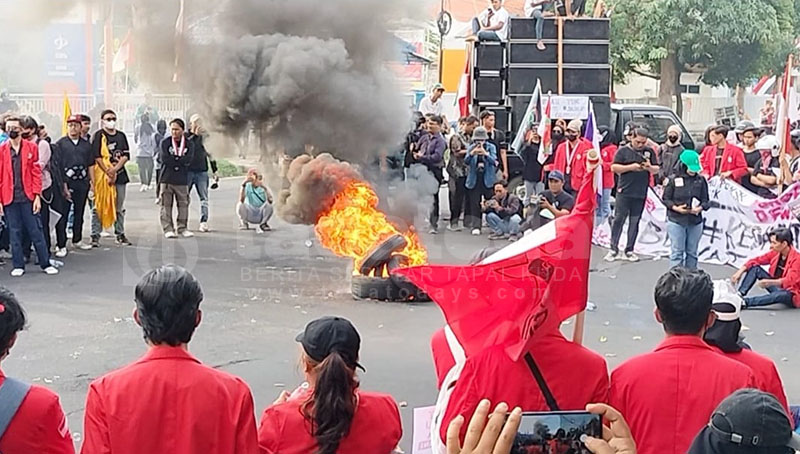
[708,389,800,449]
[296,316,365,372]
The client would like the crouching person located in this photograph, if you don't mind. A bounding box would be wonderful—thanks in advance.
[483,180,522,241]
[237,169,273,233]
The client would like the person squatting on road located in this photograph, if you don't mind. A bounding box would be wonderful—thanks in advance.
[237,169,274,233]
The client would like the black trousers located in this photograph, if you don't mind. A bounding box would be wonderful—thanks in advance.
[39,187,54,252]
[466,185,493,229]
[67,181,90,244]
[609,194,646,253]
[428,167,444,228]
[449,176,467,226]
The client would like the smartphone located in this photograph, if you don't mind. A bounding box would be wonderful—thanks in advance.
[513,411,602,454]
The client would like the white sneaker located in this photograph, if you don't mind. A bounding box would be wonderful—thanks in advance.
[181,230,195,238]
[199,222,209,232]
[75,242,93,251]
[43,266,59,275]
[471,229,481,236]
[603,251,618,262]
[100,231,112,238]
[140,184,147,192]
[624,251,640,262]
[10,268,24,277]
[165,231,177,239]
[255,225,265,234]
[55,248,68,258]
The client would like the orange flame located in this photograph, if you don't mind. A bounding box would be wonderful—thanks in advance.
[315,180,428,274]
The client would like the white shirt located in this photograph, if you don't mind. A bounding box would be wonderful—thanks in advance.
[524,0,543,17]
[419,96,443,116]
[478,6,510,41]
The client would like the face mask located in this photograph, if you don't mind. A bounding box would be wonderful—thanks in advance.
[8,130,19,140]
[21,132,31,140]
[552,131,564,141]
[668,135,679,143]
[104,120,116,130]
[566,133,578,142]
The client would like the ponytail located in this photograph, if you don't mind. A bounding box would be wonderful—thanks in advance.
[302,352,359,454]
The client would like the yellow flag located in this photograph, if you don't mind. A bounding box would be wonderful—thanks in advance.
[94,135,117,229]
[61,93,72,137]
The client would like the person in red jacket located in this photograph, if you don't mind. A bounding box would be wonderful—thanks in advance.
[439,328,609,446]
[81,265,259,454]
[0,287,73,454]
[258,316,402,454]
[700,124,748,179]
[597,126,617,225]
[704,299,790,417]
[553,118,593,195]
[610,267,757,454]
[731,227,800,309]
[0,116,57,277]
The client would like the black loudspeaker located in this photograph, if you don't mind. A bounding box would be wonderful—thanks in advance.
[483,106,511,134]
[507,67,558,95]
[590,95,612,128]
[508,18,609,41]
[563,67,610,95]
[563,43,609,64]
[475,42,505,71]
[474,75,505,102]
[510,96,532,132]
[508,43,558,64]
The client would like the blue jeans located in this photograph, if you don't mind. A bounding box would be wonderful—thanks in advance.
[5,201,50,270]
[486,212,521,235]
[595,188,612,226]
[530,8,544,41]
[188,171,210,223]
[738,265,795,308]
[667,221,703,269]
[471,18,501,41]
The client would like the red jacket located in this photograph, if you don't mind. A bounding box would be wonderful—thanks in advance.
[258,388,402,454]
[744,247,800,307]
[431,328,455,389]
[553,138,593,191]
[441,331,609,443]
[610,336,757,454]
[81,346,259,454]
[710,345,789,418]
[0,372,74,454]
[600,144,618,189]
[0,139,42,205]
[700,143,748,179]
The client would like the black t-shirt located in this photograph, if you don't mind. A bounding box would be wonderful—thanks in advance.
[521,142,543,182]
[487,129,507,170]
[538,189,574,224]
[613,146,658,199]
[714,147,724,176]
[92,129,131,185]
[740,149,762,193]
[776,255,787,278]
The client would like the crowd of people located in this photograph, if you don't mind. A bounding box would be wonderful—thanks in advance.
[1,262,797,454]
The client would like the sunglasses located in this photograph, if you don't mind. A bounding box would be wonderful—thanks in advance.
[104,117,117,122]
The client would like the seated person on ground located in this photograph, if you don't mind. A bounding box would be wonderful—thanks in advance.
[467,0,510,42]
[731,228,800,310]
[237,168,273,233]
[258,316,402,454]
[520,170,574,232]
[482,180,522,241]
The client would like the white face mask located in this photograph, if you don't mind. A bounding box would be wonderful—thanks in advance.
[104,120,116,130]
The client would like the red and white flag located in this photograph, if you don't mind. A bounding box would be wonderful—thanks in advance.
[536,95,552,164]
[456,56,471,118]
[112,31,132,74]
[394,170,597,361]
[752,76,776,96]
[776,55,793,159]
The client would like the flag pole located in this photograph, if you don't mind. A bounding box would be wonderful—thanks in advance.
[779,54,793,192]
[572,312,585,345]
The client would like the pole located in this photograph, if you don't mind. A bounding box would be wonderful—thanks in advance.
[557,17,564,95]
[103,2,114,108]
[85,4,94,95]
[572,311,585,345]
[779,54,794,192]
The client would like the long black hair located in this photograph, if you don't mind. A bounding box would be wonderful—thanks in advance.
[138,114,154,142]
[302,352,359,454]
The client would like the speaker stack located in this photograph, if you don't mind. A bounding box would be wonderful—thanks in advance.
[472,17,611,137]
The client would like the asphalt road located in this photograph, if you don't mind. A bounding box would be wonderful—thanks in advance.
[2,178,798,451]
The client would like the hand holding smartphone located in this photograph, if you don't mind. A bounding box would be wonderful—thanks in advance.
[513,411,602,454]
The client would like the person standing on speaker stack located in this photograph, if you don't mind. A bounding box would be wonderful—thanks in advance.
[414,114,446,235]
[467,0,510,42]
[553,118,592,196]
[605,127,659,263]
[447,116,478,232]
[187,115,218,233]
[524,0,552,51]
[481,110,509,181]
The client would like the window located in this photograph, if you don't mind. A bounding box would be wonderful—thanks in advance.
[679,84,701,94]
[632,112,680,144]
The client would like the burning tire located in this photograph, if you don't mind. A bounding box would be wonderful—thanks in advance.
[351,275,400,301]
[358,234,408,276]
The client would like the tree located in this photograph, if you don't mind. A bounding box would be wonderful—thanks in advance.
[609,0,794,117]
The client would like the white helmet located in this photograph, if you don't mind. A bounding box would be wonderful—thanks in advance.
[756,135,780,157]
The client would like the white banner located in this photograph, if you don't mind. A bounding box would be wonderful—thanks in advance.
[593,178,800,268]
[548,96,589,120]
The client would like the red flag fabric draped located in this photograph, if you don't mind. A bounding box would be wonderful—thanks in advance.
[394,170,596,361]
[456,55,471,117]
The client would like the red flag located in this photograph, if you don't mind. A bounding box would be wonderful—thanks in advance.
[536,96,552,164]
[394,170,596,361]
[777,55,793,157]
[112,31,132,74]
[456,56,471,117]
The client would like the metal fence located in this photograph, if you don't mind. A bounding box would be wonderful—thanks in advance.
[7,93,193,137]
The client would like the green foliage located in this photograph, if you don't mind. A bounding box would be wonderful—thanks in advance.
[609,0,796,88]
